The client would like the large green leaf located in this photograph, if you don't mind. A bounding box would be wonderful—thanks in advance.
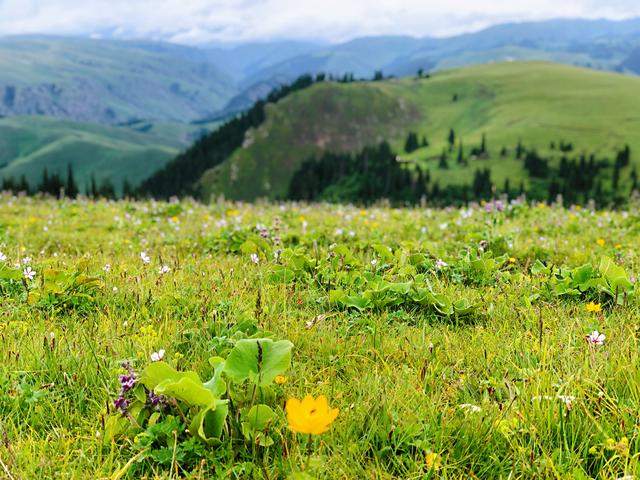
[223,338,293,386]
[204,357,227,397]
[155,376,216,407]
[241,404,277,446]
[141,361,219,407]
[140,361,200,391]
[189,401,229,445]
[599,256,633,291]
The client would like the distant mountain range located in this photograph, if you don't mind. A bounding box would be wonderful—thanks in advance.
[3,17,640,126]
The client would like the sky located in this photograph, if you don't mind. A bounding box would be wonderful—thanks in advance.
[0,0,639,45]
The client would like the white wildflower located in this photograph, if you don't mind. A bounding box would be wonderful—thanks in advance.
[150,349,165,362]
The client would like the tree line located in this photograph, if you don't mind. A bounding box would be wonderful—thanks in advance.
[286,131,636,207]
[1,164,125,199]
[287,141,497,206]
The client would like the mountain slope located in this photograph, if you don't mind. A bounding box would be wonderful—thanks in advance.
[0,36,236,123]
[0,116,213,191]
[237,18,640,88]
[197,61,640,201]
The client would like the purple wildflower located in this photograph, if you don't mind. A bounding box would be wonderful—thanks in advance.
[114,396,129,414]
[148,391,166,408]
[118,373,136,393]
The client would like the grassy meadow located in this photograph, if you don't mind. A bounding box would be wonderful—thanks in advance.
[1,194,640,479]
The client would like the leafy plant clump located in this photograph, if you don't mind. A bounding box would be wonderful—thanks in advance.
[105,337,293,471]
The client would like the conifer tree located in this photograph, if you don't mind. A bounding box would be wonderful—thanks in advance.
[66,164,79,198]
[457,142,464,164]
[123,179,134,199]
[404,132,420,153]
[439,150,449,169]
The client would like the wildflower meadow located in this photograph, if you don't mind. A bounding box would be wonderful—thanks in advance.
[1,194,640,479]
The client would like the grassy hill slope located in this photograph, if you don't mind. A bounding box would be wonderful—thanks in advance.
[200,62,640,201]
[0,116,214,191]
[0,36,236,123]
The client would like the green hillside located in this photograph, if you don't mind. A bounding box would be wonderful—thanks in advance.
[0,36,236,123]
[0,116,214,191]
[200,62,640,201]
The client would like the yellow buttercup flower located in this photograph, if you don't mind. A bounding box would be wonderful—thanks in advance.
[286,395,339,435]
[596,238,605,247]
[508,257,516,264]
[425,451,442,471]
[586,302,602,313]
[275,375,287,385]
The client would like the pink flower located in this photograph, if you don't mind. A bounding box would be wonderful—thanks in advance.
[23,266,36,281]
[586,330,605,346]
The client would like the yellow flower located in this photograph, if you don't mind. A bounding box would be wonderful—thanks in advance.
[286,395,339,435]
[425,452,442,471]
[586,302,602,313]
[508,257,516,264]
[596,238,605,247]
[275,375,287,385]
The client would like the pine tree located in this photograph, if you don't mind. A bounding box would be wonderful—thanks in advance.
[447,129,455,152]
[123,179,134,199]
[438,150,449,169]
[457,142,464,164]
[66,164,79,198]
[39,168,50,195]
[90,175,98,199]
[404,132,420,153]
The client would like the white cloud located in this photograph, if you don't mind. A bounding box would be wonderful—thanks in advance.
[0,0,638,44]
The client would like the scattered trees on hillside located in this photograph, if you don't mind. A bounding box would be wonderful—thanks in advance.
[286,136,636,208]
[138,74,328,199]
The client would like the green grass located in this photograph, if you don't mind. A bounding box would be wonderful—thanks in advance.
[201,61,640,201]
[0,116,217,191]
[1,196,640,478]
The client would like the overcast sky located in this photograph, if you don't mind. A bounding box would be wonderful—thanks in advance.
[0,0,639,44]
